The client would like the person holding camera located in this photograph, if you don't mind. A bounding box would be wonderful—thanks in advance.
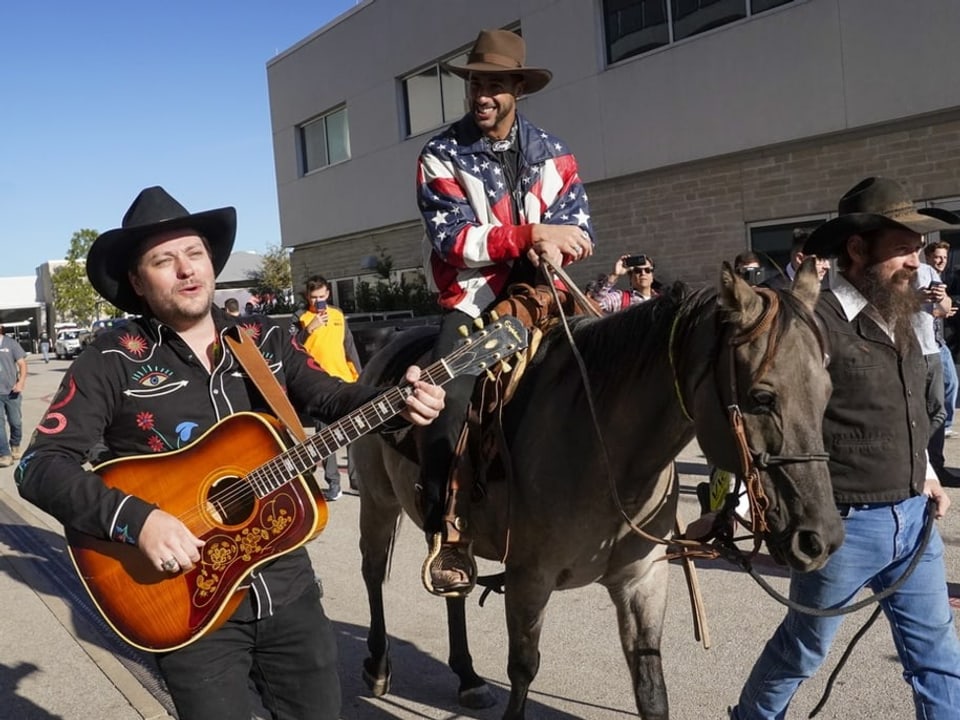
[733,251,763,286]
[594,254,659,314]
[291,275,362,501]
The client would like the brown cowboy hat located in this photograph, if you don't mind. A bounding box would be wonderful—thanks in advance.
[804,176,960,257]
[445,29,552,95]
[88,186,236,314]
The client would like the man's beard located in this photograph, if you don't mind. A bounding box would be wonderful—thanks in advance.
[859,262,920,343]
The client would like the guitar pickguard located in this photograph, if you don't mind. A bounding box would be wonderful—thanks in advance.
[192,490,300,610]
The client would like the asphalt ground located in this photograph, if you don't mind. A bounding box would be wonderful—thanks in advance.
[1,355,958,719]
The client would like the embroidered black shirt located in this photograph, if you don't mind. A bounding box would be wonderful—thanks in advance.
[16,307,385,620]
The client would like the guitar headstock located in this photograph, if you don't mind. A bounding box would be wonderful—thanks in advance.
[445,316,529,379]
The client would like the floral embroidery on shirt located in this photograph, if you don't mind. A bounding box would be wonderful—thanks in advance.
[119,334,149,357]
[175,422,198,444]
[136,411,154,431]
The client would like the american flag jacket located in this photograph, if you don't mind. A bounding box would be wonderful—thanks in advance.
[417,112,595,316]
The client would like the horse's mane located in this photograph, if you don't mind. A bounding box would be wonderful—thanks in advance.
[528,281,707,398]
[529,280,822,402]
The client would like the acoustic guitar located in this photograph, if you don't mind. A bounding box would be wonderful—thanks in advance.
[65,316,527,652]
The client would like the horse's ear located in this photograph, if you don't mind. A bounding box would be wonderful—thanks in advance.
[791,257,822,312]
[718,261,764,326]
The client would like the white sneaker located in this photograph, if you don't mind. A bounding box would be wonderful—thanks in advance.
[0,455,12,468]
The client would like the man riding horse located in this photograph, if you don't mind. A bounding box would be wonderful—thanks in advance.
[415,29,596,596]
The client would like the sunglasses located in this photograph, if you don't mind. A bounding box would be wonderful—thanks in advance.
[631,267,654,275]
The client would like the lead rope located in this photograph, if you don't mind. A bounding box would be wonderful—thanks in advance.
[539,256,712,647]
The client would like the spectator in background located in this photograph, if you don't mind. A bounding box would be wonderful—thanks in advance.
[734,251,763,286]
[244,301,256,316]
[763,228,830,290]
[291,275,362,501]
[223,297,241,317]
[39,332,50,363]
[912,249,952,484]
[0,324,27,467]
[594,254,659,313]
[925,241,958,439]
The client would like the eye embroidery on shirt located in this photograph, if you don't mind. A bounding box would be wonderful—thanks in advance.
[126,365,189,397]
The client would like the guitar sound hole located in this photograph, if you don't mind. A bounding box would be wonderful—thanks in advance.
[206,476,256,526]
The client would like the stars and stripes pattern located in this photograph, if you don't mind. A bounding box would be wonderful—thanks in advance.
[417,112,594,316]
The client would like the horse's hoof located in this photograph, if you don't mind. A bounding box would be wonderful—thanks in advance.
[458,683,496,709]
[362,660,391,698]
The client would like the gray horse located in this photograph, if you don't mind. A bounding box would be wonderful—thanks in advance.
[351,262,842,719]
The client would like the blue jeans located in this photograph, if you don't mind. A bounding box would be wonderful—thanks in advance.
[0,391,23,456]
[734,496,960,719]
[941,343,957,431]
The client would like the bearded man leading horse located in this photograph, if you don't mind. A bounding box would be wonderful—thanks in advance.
[352,255,842,719]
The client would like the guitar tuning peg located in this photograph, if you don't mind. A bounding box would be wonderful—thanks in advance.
[473,317,484,329]
[499,360,512,373]
[489,310,500,321]
[486,369,496,381]
[458,325,469,337]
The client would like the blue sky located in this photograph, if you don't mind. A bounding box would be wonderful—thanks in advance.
[1,0,358,276]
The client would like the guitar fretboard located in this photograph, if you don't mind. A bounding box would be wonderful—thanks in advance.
[241,314,527,498]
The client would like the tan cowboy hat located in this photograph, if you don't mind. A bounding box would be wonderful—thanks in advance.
[445,29,552,95]
[88,186,236,314]
[804,176,960,257]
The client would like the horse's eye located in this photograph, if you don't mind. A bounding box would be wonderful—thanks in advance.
[750,390,777,413]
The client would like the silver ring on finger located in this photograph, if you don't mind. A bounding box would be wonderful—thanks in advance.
[161,557,179,573]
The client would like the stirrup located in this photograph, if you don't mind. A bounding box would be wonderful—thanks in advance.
[422,533,477,598]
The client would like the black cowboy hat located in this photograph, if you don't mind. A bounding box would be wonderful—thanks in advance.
[88,186,237,314]
[444,29,552,95]
[804,176,960,257]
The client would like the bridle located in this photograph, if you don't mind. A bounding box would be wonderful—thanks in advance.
[715,288,830,548]
[669,286,831,559]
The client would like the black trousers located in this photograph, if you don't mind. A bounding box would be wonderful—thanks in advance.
[420,309,481,533]
[155,582,340,720]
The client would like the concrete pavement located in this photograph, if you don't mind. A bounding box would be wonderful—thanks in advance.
[1,354,959,719]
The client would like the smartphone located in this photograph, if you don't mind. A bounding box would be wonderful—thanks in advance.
[623,254,648,268]
[313,299,327,313]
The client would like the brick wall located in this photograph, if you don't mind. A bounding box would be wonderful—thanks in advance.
[292,109,960,296]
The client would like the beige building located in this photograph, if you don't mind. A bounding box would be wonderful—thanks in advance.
[267,0,960,306]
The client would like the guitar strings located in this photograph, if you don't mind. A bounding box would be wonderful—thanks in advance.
[166,356,458,530]
[169,383,415,529]
[165,325,508,532]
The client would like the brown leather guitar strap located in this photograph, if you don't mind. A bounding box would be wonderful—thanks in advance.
[224,330,307,443]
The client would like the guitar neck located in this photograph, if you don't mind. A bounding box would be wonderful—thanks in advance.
[247,359,452,498]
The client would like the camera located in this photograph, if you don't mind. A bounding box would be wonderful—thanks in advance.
[736,266,764,286]
[623,254,649,268]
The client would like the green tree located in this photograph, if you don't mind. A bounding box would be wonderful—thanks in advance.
[247,244,293,314]
[52,229,113,326]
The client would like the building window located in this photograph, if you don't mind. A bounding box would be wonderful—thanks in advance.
[402,52,469,137]
[299,107,350,174]
[748,217,824,279]
[604,0,670,63]
[603,0,794,64]
[402,26,522,137]
[672,0,745,42]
